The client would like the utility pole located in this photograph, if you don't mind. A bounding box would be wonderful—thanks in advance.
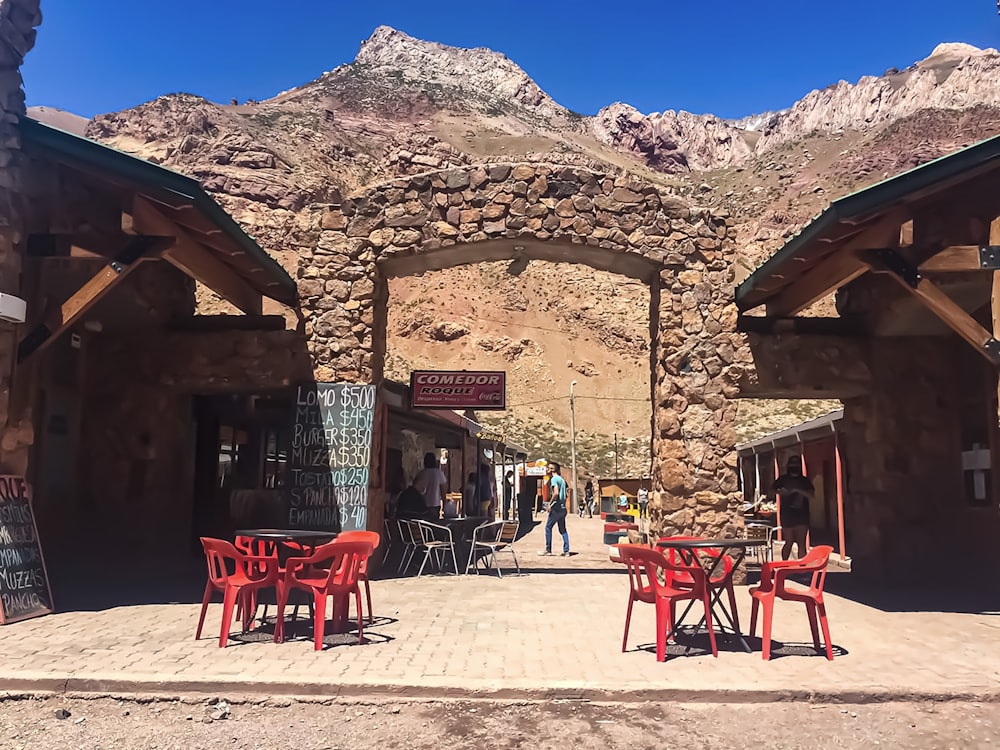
[569,380,579,516]
[614,432,619,482]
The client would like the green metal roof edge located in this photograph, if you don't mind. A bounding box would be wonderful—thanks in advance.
[735,131,1000,309]
[19,117,297,304]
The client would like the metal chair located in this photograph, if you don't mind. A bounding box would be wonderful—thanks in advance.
[412,520,459,576]
[743,523,774,565]
[466,520,520,577]
[397,519,424,575]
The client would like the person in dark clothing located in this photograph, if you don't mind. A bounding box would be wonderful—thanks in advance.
[396,485,428,519]
[503,471,515,520]
[769,455,814,560]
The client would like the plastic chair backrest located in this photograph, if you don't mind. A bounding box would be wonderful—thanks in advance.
[290,539,373,592]
[768,545,833,595]
[618,543,707,594]
[336,530,381,575]
[201,537,246,586]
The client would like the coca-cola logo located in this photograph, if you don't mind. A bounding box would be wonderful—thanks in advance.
[479,391,502,403]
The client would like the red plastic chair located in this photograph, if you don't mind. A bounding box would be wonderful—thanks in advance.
[616,542,657,651]
[274,540,373,650]
[616,544,718,661]
[749,545,834,661]
[658,535,742,634]
[196,537,280,648]
[335,530,381,624]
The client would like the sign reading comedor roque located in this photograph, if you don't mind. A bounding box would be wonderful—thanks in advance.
[410,370,506,410]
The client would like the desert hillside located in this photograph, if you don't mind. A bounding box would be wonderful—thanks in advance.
[32,28,1000,476]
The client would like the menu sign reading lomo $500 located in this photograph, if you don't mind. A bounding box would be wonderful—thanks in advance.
[0,476,52,625]
[289,383,376,533]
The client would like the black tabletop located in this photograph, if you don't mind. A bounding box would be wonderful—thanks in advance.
[655,538,764,549]
[235,529,338,543]
[440,516,490,523]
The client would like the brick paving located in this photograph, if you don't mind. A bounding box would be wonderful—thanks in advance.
[1,514,998,700]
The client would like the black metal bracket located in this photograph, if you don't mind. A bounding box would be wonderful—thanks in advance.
[980,245,1000,270]
[984,338,1000,366]
[871,248,921,288]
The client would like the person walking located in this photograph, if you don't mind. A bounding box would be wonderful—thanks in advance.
[637,483,649,519]
[768,455,813,560]
[581,478,595,518]
[539,462,570,556]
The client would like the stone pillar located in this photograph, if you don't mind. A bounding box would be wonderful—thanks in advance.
[0,0,41,474]
[300,211,380,383]
[649,214,743,539]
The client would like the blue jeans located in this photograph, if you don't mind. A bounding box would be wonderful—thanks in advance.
[545,508,569,553]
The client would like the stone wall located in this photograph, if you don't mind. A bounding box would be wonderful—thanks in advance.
[0,0,40,474]
[839,335,1000,579]
[301,163,749,539]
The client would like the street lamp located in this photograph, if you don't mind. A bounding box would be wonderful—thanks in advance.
[570,380,579,516]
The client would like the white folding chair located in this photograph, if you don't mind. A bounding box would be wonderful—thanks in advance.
[467,520,520,577]
[397,519,423,575]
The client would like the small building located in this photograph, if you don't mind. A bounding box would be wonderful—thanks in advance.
[737,131,1000,579]
[736,410,847,560]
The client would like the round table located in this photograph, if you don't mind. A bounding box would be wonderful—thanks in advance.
[655,537,765,653]
[234,529,340,637]
[440,517,490,573]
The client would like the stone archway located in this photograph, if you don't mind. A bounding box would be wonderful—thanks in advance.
[299,163,745,538]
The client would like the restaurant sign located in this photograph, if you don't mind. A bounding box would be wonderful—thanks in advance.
[410,370,506,410]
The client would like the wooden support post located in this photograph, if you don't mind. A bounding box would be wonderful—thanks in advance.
[834,431,847,561]
[991,218,1000,425]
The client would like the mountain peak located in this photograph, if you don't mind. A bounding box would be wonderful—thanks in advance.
[920,42,999,66]
[349,25,570,123]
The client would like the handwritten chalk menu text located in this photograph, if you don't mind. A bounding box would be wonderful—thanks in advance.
[0,476,52,624]
[289,383,376,532]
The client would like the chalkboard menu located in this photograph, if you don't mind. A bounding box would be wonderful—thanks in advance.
[0,476,52,625]
[289,383,376,533]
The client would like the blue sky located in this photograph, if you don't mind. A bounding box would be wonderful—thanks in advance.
[21,0,1000,120]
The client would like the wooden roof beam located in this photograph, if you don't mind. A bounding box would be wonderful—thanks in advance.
[127,197,262,314]
[919,244,1000,273]
[867,248,1000,365]
[16,237,167,363]
[765,251,871,317]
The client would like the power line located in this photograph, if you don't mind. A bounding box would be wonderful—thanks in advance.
[505,394,649,408]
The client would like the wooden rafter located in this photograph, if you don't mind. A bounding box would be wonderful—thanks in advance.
[127,197,263,314]
[867,249,1000,365]
[765,251,871,317]
[919,244,1000,273]
[16,237,166,363]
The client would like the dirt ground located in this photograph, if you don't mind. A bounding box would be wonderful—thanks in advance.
[0,696,997,750]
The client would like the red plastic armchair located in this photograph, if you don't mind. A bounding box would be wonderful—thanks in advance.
[335,530,381,624]
[749,545,834,660]
[196,537,280,648]
[274,540,373,650]
[616,544,718,661]
[658,535,742,634]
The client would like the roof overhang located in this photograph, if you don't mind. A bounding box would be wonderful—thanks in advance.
[736,132,1000,315]
[19,117,297,309]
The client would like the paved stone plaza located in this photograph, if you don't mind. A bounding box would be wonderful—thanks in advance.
[1,515,998,701]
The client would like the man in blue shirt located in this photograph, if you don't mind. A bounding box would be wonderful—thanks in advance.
[539,462,570,556]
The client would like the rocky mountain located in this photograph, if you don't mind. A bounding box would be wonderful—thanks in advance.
[46,28,1000,475]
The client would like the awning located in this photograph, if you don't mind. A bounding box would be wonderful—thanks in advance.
[736,132,1000,316]
[19,117,297,309]
[736,409,843,455]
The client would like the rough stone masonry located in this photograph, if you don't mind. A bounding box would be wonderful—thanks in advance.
[0,0,41,476]
[301,162,751,539]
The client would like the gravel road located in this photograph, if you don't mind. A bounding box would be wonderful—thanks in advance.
[0,696,997,749]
